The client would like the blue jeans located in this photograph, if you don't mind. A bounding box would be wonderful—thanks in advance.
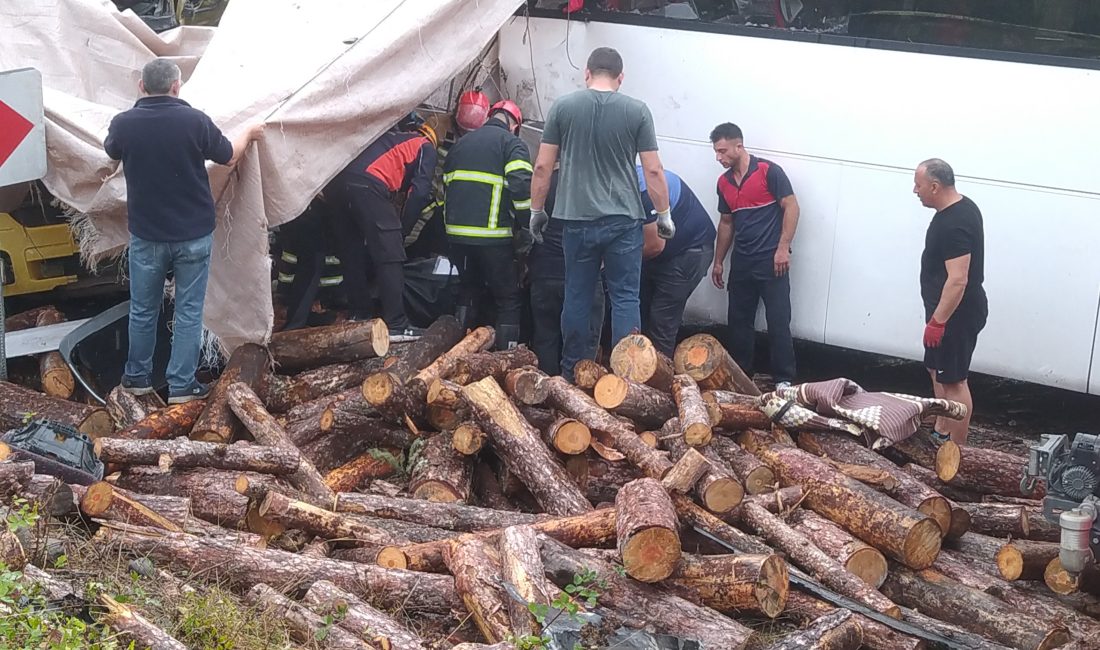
[125,233,213,393]
[560,216,642,380]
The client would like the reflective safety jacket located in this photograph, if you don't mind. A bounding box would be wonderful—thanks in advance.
[341,130,437,232]
[442,119,532,245]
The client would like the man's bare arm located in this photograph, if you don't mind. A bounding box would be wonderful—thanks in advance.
[711,214,734,289]
[639,151,670,213]
[933,255,971,323]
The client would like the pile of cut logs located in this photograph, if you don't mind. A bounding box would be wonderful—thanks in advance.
[1,309,1098,649]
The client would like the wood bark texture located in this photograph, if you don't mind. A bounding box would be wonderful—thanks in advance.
[615,477,681,582]
[191,342,269,443]
[674,333,760,395]
[269,319,389,372]
[0,380,111,438]
[408,433,472,503]
[610,334,675,392]
[114,400,204,440]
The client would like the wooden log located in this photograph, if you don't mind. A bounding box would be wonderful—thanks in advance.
[97,594,186,650]
[503,366,549,405]
[763,609,862,650]
[610,334,675,392]
[338,493,539,534]
[615,477,681,582]
[704,400,771,430]
[105,386,165,430]
[269,319,390,372]
[444,536,512,644]
[881,566,1070,650]
[954,502,1029,538]
[114,466,254,527]
[460,377,591,516]
[95,437,299,474]
[672,374,712,446]
[0,460,35,498]
[100,492,261,544]
[301,580,429,650]
[996,538,1061,581]
[897,463,975,537]
[885,434,943,474]
[427,377,466,410]
[21,474,76,517]
[498,525,550,637]
[451,421,488,456]
[540,536,757,649]
[80,482,184,532]
[1044,557,1100,596]
[361,316,465,411]
[282,391,340,446]
[34,308,76,399]
[660,446,709,493]
[114,399,204,440]
[244,583,373,649]
[784,592,926,650]
[744,434,943,569]
[259,488,400,548]
[0,528,25,569]
[725,486,805,522]
[302,421,413,474]
[663,425,744,513]
[938,442,1043,498]
[452,347,540,385]
[323,449,400,492]
[4,305,52,332]
[593,374,675,429]
[542,417,591,456]
[665,553,789,618]
[572,359,609,391]
[408,433,472,503]
[673,333,760,396]
[410,325,494,389]
[191,342,269,443]
[798,432,952,538]
[0,380,112,438]
[264,357,383,414]
[319,389,380,436]
[790,509,889,589]
[226,381,335,504]
[712,436,775,494]
[741,501,900,617]
[900,608,1015,650]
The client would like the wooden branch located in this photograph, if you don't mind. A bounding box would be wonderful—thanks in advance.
[191,342,269,443]
[114,400,204,440]
[97,594,186,649]
[244,583,373,648]
[258,488,401,548]
[301,580,429,650]
[672,374,713,446]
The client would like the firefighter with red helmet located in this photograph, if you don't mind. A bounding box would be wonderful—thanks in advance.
[442,99,532,349]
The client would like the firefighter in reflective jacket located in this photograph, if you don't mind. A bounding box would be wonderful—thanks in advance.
[326,124,438,335]
[443,100,532,350]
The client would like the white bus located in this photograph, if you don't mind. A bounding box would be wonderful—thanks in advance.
[498,2,1100,393]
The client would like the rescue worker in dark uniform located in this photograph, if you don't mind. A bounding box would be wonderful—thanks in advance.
[325,123,438,335]
[443,100,532,349]
[274,197,344,331]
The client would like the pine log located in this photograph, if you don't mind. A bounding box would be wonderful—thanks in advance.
[80,482,184,532]
[0,380,112,438]
[712,436,776,494]
[885,434,943,474]
[301,580,429,650]
[99,491,261,544]
[113,466,255,527]
[783,592,926,650]
[665,553,789,618]
[539,536,757,649]
[302,422,413,474]
[790,509,889,588]
[95,437,299,474]
[881,566,1069,650]
[1044,557,1100,596]
[672,374,713,446]
[996,538,1061,581]
[897,463,974,538]
[226,381,335,504]
[954,502,1029,538]
[114,399,204,440]
[0,460,35,498]
[900,608,1015,650]
[34,308,76,399]
[21,474,76,517]
[323,449,400,492]
[673,333,760,395]
[408,433,472,503]
[264,357,383,413]
[503,367,549,405]
[282,391,338,446]
[498,525,550,637]
[614,477,681,582]
[452,347,540,385]
[449,421,486,456]
[4,305,52,332]
[379,507,616,573]
[705,400,771,430]
[741,501,900,617]
[459,377,591,516]
[105,386,149,431]
[542,417,591,455]
[663,425,744,513]
[409,325,494,390]
[660,446,709,494]
[319,388,381,436]
[97,594,186,650]
[798,432,952,538]
[593,374,675,429]
[744,434,943,569]
[610,334,675,392]
[361,316,465,414]
[673,491,774,556]
[938,442,1043,498]
[444,537,512,644]
[259,488,401,548]
[269,319,390,372]
[573,359,609,391]
[726,486,805,523]
[191,343,269,443]
[244,583,374,649]
[764,609,862,650]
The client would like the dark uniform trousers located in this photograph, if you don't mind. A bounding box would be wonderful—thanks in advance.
[726,256,796,385]
[451,243,523,338]
[640,242,713,358]
[530,276,605,377]
[326,174,409,329]
[276,204,337,331]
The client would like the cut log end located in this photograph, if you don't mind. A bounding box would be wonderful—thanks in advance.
[412,482,463,503]
[81,411,115,439]
[756,554,791,619]
[684,422,713,447]
[742,466,776,495]
[620,526,682,583]
[549,419,592,456]
[452,422,487,456]
[79,481,115,517]
[593,375,629,409]
[935,440,961,482]
[947,507,972,540]
[701,477,745,514]
[917,496,953,539]
[639,431,658,449]
[361,373,398,407]
[847,547,889,589]
[902,518,944,570]
[376,547,408,570]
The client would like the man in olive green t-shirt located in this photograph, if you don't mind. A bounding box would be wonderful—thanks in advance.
[529,47,671,381]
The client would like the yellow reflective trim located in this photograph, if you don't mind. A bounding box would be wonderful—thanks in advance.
[445,224,512,238]
[280,251,298,264]
[324,256,341,265]
[443,170,504,186]
[513,199,531,210]
[319,276,343,286]
[277,272,295,283]
[504,159,532,174]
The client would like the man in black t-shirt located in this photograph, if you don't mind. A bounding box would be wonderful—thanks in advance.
[914,158,987,447]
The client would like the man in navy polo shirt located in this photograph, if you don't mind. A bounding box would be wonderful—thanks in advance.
[709,123,800,387]
[636,166,716,357]
[105,58,263,403]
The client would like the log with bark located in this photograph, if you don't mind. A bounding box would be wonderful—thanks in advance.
[113,466,255,527]
[725,486,805,523]
[673,333,760,395]
[0,380,112,438]
[954,502,1029,539]
[323,449,401,492]
[615,477,681,582]
[790,509,889,589]
[360,316,465,416]
[573,359,609,391]
[452,347,540,385]
[712,436,776,495]
[540,536,758,649]
[897,463,974,538]
[95,437,299,474]
[900,608,1014,650]
[460,377,591,516]
[0,460,35,498]
[269,319,390,372]
[21,474,76,517]
[301,580,429,650]
[226,381,335,504]
[402,325,495,402]
[1044,557,1100,596]
[336,492,541,533]
[995,538,1062,581]
[764,609,862,650]
[444,536,512,643]
[105,386,160,430]
[703,394,772,430]
[258,488,401,548]
[665,552,789,618]
[671,374,713,446]
[34,307,76,399]
[784,592,925,650]
[114,399,205,440]
[97,593,187,650]
[191,342,269,443]
[244,583,374,649]
[504,367,549,405]
[451,421,488,456]
[318,388,380,436]
[281,391,340,446]
[937,442,1043,498]
[881,566,1070,650]
[498,525,550,637]
[80,482,184,532]
[609,334,675,392]
[302,420,414,475]
[744,433,943,569]
[264,356,383,413]
[408,433,472,503]
[593,374,675,429]
[663,425,744,513]
[4,305,52,332]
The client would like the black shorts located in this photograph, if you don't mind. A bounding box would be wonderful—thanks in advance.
[925,316,985,384]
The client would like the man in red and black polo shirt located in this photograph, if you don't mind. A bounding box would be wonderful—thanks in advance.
[709,123,800,387]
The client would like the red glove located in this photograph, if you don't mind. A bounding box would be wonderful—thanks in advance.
[923,317,946,348]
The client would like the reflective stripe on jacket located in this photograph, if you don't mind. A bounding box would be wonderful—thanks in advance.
[442,119,531,244]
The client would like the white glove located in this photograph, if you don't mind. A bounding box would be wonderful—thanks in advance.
[655,208,675,240]
[530,209,549,243]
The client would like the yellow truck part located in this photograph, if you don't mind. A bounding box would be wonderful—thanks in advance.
[0,211,80,297]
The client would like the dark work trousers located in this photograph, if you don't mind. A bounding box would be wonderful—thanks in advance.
[529,276,605,376]
[277,206,327,332]
[326,175,409,329]
[726,260,796,384]
[451,242,523,338]
[640,242,713,358]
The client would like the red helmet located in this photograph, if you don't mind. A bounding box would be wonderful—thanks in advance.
[490,100,523,127]
[456,90,490,132]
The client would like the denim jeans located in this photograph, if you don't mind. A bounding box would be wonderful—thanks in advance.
[560,216,642,380]
[125,233,213,393]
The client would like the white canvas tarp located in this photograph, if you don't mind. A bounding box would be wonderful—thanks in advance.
[0,0,523,351]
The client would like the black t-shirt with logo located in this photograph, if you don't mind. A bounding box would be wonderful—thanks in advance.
[920,196,987,323]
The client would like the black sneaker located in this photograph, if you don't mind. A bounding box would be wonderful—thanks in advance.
[120,376,155,396]
[168,382,211,404]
